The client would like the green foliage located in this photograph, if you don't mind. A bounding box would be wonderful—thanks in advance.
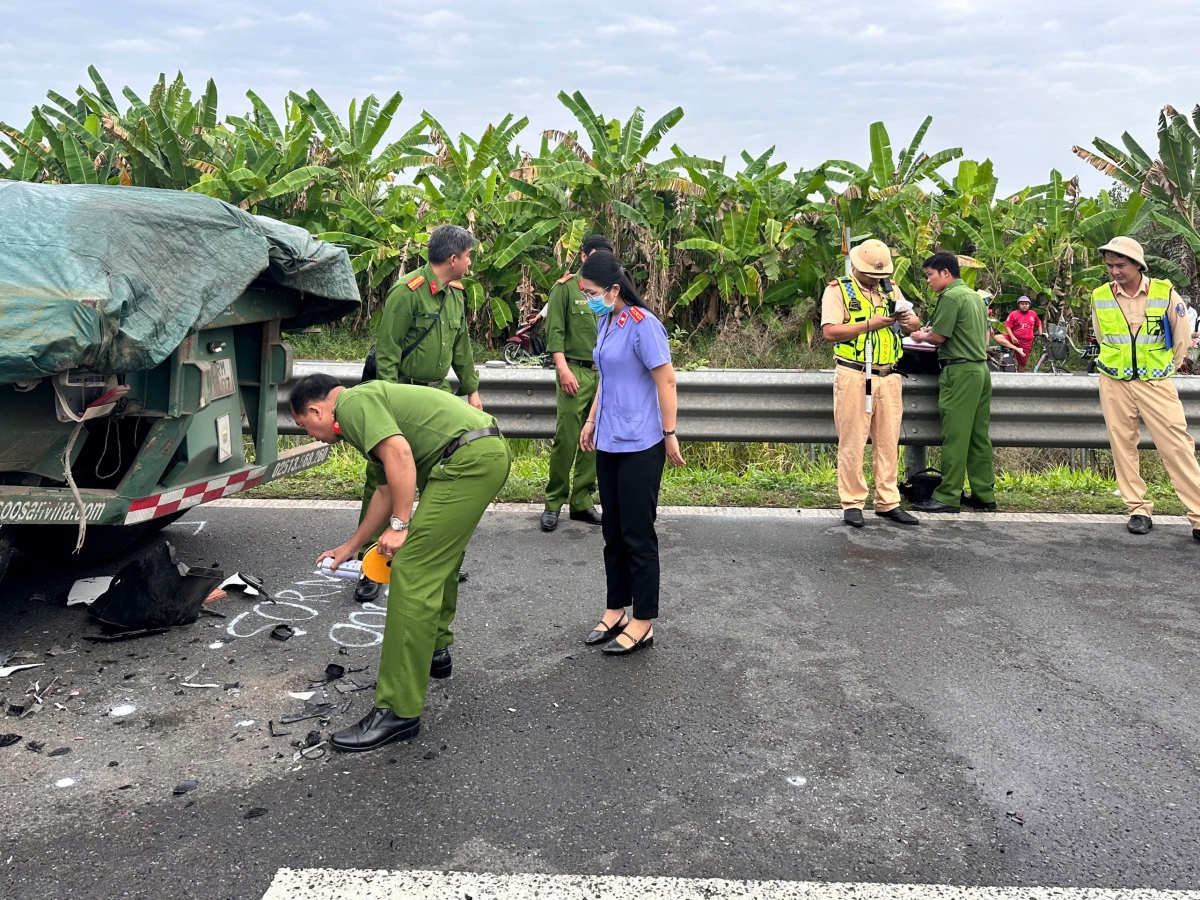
[4,68,1196,342]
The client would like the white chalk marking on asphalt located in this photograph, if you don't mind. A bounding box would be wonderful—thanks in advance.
[261,869,1200,900]
[207,498,1193,526]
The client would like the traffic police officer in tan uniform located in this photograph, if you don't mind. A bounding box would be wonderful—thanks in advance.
[354,224,483,602]
[821,238,922,527]
[1091,236,1200,539]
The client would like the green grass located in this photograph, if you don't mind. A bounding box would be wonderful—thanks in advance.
[245,437,1190,515]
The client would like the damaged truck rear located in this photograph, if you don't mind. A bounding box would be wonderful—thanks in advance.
[0,182,360,581]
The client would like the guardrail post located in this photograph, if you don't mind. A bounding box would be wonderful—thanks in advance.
[904,445,928,474]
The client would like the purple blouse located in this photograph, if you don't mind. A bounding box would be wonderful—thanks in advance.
[593,304,672,453]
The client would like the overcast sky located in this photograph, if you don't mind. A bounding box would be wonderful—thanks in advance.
[1,0,1197,194]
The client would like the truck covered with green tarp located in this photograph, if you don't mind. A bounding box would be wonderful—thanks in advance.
[0,181,360,580]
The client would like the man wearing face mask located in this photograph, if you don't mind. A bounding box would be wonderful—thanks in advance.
[539,235,614,532]
[821,238,923,528]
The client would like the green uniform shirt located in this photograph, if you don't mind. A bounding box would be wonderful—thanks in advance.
[544,274,598,361]
[928,279,988,361]
[334,381,496,493]
[374,262,480,394]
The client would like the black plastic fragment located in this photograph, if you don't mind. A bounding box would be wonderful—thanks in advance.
[0,733,20,747]
[244,807,268,819]
[90,540,224,631]
[270,624,295,642]
[173,780,198,795]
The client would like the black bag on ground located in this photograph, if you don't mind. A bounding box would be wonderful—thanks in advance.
[899,467,941,505]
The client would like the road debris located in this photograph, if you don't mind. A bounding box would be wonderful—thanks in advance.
[270,624,296,642]
[173,780,198,794]
[54,778,75,789]
[84,628,171,643]
[243,807,268,819]
[219,573,270,600]
[108,704,136,717]
[26,740,45,753]
[268,721,290,737]
[180,682,219,689]
[48,747,70,757]
[90,540,224,632]
[203,589,227,604]
[67,577,113,607]
[0,733,21,747]
[0,663,43,678]
[288,691,315,701]
[279,701,335,725]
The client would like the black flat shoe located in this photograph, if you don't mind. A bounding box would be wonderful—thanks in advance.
[912,499,960,513]
[430,648,452,679]
[353,576,381,603]
[602,626,654,656]
[843,508,865,528]
[540,509,559,531]
[330,708,420,752]
[1128,515,1152,535]
[569,507,603,526]
[961,493,998,511]
[876,507,919,525]
[584,614,629,645]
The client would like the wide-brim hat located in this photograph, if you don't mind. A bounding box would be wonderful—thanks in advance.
[1098,236,1147,271]
[849,238,894,275]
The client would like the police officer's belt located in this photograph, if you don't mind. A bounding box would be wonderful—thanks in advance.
[442,426,504,459]
[565,357,596,370]
[397,376,446,388]
[938,358,973,369]
[835,359,898,377]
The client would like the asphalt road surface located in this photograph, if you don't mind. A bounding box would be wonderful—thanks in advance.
[1,502,1198,899]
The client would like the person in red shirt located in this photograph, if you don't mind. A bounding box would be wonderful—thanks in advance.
[1004,296,1043,371]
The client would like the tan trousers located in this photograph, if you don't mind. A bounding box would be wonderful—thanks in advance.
[1098,375,1200,529]
[833,365,903,511]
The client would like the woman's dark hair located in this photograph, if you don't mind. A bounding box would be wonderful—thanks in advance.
[580,250,645,308]
[581,234,614,256]
[922,251,961,278]
[289,372,341,416]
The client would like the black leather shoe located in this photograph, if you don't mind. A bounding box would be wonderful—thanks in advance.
[458,570,468,582]
[843,508,865,528]
[353,576,381,603]
[569,507,603,526]
[330,707,420,752]
[540,509,559,531]
[876,507,919,525]
[584,613,629,645]
[602,626,654,656]
[1193,529,1200,542]
[961,493,998,511]
[912,499,960,513]
[430,648,452,679]
[1127,515,1152,535]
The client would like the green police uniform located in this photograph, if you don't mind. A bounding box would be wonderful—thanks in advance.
[334,381,510,718]
[926,278,996,507]
[543,272,599,513]
[360,263,482,533]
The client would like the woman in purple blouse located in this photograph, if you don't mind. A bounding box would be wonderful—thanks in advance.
[578,251,685,655]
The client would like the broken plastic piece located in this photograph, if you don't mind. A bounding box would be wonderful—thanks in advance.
[270,624,295,642]
[203,589,227,605]
[219,573,270,601]
[173,780,198,795]
[90,540,224,631]
[67,577,113,606]
[47,747,70,757]
[268,721,289,737]
[27,740,45,753]
[243,807,267,819]
[0,734,21,747]
[279,702,335,725]
[0,663,43,678]
[83,628,170,643]
[108,704,136,717]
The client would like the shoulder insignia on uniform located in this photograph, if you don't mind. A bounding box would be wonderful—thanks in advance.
[827,280,839,288]
[448,280,464,290]
[557,272,576,284]
[405,274,426,291]
[628,306,646,323]
[617,311,629,328]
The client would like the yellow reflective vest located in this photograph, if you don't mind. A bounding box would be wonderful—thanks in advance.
[831,276,902,366]
[1092,279,1175,380]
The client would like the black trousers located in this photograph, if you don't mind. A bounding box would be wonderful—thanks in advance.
[596,441,665,620]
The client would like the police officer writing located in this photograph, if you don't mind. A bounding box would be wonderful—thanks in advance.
[909,252,998,513]
[578,251,684,655]
[1091,236,1200,539]
[821,239,922,528]
[539,234,614,532]
[353,225,483,604]
[292,374,510,751]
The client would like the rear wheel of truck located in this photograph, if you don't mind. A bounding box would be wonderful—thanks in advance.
[6,512,186,565]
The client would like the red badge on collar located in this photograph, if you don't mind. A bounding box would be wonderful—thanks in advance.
[332,420,342,435]
[617,311,628,327]
[429,281,439,294]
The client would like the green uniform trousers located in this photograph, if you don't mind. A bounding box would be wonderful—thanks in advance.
[933,361,997,507]
[544,363,599,513]
[357,380,451,546]
[374,437,511,718]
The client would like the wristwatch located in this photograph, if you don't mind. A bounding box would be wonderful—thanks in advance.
[389,516,410,532]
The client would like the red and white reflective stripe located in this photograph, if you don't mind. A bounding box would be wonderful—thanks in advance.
[124,466,268,525]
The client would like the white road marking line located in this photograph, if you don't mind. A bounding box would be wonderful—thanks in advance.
[208,498,1193,526]
[260,869,1200,900]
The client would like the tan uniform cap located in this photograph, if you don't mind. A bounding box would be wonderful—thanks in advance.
[1098,236,1147,271]
[849,238,894,276]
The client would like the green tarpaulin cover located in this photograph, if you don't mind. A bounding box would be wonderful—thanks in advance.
[0,181,360,385]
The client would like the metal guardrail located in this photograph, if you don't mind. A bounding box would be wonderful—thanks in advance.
[274,360,1200,450]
